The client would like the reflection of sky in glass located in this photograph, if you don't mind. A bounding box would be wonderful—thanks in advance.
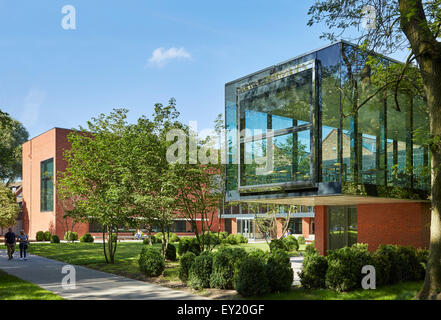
[244,110,267,133]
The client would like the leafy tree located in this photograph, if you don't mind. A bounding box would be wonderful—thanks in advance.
[0,109,29,185]
[0,185,19,228]
[57,109,135,263]
[307,0,441,299]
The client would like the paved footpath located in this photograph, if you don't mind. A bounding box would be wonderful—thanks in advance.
[290,256,304,286]
[0,250,204,300]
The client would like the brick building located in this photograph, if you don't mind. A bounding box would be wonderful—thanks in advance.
[21,128,221,240]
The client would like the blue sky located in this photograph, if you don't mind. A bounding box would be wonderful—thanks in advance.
[0,1,408,139]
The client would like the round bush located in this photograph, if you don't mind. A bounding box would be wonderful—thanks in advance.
[50,235,60,243]
[269,239,288,252]
[178,237,201,256]
[43,231,51,241]
[283,235,299,251]
[265,249,293,293]
[210,248,235,289]
[219,231,228,241]
[179,251,196,283]
[224,234,239,245]
[36,231,45,241]
[80,233,94,243]
[248,249,269,263]
[396,246,420,281]
[235,256,270,297]
[64,231,78,241]
[325,244,374,292]
[373,244,400,285]
[201,232,221,248]
[299,251,328,289]
[188,251,214,289]
[297,236,306,245]
[166,243,177,261]
[138,246,165,277]
[416,248,429,280]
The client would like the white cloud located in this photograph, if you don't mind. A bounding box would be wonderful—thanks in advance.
[147,47,191,68]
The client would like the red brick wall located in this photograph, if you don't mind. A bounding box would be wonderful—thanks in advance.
[357,202,430,251]
[314,206,327,255]
[302,218,311,238]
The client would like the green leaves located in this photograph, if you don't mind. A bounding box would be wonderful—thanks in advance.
[0,185,19,228]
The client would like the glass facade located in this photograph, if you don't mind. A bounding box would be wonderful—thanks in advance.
[40,158,54,212]
[225,41,430,201]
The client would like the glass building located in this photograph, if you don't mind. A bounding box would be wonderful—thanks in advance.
[223,41,431,252]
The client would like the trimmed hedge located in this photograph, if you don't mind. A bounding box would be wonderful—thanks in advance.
[224,234,248,245]
[166,243,177,261]
[297,236,306,245]
[234,255,270,297]
[325,244,374,292]
[43,231,52,241]
[179,251,196,283]
[138,246,165,277]
[210,248,235,289]
[283,235,299,251]
[269,239,288,252]
[299,248,328,289]
[300,243,429,292]
[265,249,293,293]
[178,237,201,256]
[36,231,45,241]
[188,251,214,289]
[64,231,78,241]
[80,233,94,243]
[50,235,60,243]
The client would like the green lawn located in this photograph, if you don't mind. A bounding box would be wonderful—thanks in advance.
[246,281,422,300]
[0,269,63,300]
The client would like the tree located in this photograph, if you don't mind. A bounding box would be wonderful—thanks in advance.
[0,109,29,185]
[0,185,19,229]
[307,0,441,299]
[57,109,134,263]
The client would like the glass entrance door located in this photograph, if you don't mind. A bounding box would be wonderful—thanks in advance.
[327,206,357,250]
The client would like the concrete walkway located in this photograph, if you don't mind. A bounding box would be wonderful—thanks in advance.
[290,256,304,286]
[0,250,203,300]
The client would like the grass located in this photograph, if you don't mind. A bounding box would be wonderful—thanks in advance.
[0,269,63,300]
[245,281,422,300]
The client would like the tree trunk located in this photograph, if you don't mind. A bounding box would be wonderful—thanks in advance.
[416,57,441,299]
[398,0,441,300]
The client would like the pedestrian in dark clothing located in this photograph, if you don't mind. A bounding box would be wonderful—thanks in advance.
[4,228,16,260]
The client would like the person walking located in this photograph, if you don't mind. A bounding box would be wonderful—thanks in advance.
[17,230,29,261]
[4,228,16,260]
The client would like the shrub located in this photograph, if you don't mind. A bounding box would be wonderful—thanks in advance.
[235,256,270,297]
[178,237,201,256]
[325,243,374,292]
[64,231,78,241]
[396,246,420,281]
[43,231,51,241]
[188,251,214,289]
[248,249,269,264]
[219,231,229,241]
[224,234,239,245]
[166,243,177,261]
[265,249,293,293]
[269,239,288,252]
[50,235,60,243]
[416,248,429,280]
[36,231,45,241]
[80,233,94,243]
[210,248,235,289]
[297,236,306,245]
[299,250,328,289]
[168,233,180,243]
[304,243,317,255]
[138,246,165,277]
[236,234,248,244]
[179,251,196,283]
[373,244,400,285]
[283,235,299,251]
[143,237,151,245]
[201,232,221,248]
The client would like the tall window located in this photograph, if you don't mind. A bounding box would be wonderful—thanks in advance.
[41,158,54,212]
[328,206,357,250]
